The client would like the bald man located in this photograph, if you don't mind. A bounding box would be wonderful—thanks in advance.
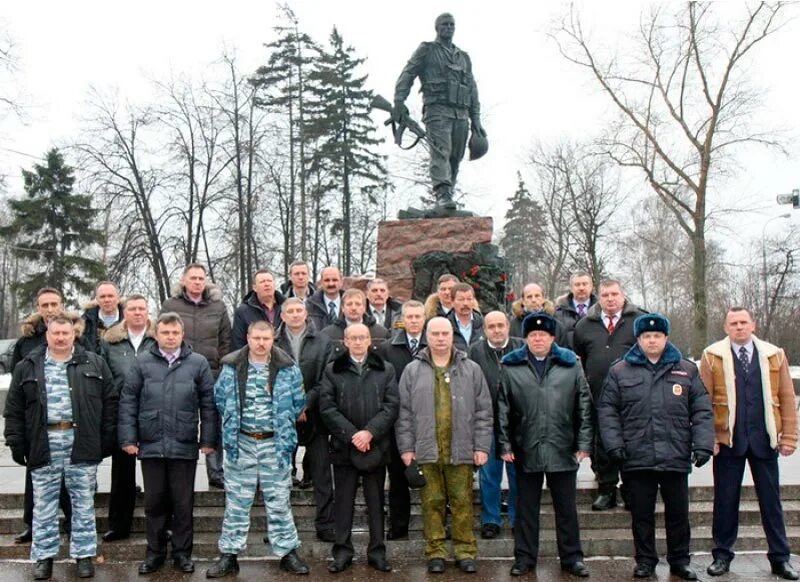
[307,267,345,332]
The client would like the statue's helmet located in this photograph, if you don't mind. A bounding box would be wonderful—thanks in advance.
[468,132,488,160]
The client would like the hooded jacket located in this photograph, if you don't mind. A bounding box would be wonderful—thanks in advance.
[231,289,286,351]
[4,344,117,470]
[99,320,157,396]
[497,343,593,473]
[700,335,797,451]
[598,342,714,472]
[509,299,568,346]
[214,345,305,466]
[424,293,451,321]
[82,300,125,354]
[395,348,492,465]
[319,350,399,466]
[11,312,87,371]
[160,284,232,377]
[573,300,648,396]
[118,342,218,460]
[554,292,597,350]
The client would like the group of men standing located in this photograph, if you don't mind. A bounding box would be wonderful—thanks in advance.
[2,265,797,580]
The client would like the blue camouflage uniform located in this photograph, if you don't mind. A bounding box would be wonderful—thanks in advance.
[214,345,305,556]
[32,352,98,561]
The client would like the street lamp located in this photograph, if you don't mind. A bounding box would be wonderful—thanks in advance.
[762,213,791,337]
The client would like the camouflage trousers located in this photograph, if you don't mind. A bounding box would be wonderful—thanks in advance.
[31,429,98,561]
[420,463,477,560]
[218,434,299,557]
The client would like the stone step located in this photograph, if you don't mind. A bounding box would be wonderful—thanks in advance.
[0,525,797,560]
[0,499,795,535]
[0,483,796,509]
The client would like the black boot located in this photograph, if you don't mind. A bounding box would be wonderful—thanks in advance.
[279,550,310,575]
[591,488,617,511]
[34,559,53,580]
[76,558,95,578]
[206,554,239,578]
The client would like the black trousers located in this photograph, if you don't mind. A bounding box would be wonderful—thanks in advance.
[307,431,335,533]
[623,470,690,568]
[23,467,71,527]
[387,432,410,535]
[591,415,622,492]
[712,451,790,564]
[332,463,386,563]
[141,458,197,559]
[514,469,583,567]
[107,448,137,534]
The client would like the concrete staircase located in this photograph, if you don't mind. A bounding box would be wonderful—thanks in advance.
[0,485,797,561]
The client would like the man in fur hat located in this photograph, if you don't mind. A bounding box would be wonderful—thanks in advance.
[161,263,231,489]
[598,313,713,580]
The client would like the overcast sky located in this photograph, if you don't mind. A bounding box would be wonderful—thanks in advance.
[1,1,798,250]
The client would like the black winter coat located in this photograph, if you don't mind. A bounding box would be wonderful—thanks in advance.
[99,321,157,397]
[573,300,648,396]
[231,289,286,350]
[468,337,524,419]
[321,313,390,359]
[319,350,399,466]
[446,310,485,351]
[118,342,218,460]
[554,293,597,350]
[3,345,117,470]
[82,303,124,353]
[275,322,333,444]
[376,330,427,382]
[10,312,90,371]
[497,343,594,472]
[597,342,714,473]
[366,297,403,330]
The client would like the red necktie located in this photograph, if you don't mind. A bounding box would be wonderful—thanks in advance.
[607,314,616,334]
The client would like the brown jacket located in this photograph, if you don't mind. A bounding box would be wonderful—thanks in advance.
[699,336,797,451]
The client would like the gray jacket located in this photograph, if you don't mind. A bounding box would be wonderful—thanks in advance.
[395,348,492,465]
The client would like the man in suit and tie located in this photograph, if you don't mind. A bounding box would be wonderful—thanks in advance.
[307,267,345,333]
[700,307,798,580]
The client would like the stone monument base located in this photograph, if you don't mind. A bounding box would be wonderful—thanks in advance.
[376,216,494,302]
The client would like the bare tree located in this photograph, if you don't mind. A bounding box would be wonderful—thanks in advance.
[554,2,788,355]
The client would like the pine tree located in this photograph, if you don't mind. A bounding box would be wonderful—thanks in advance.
[305,27,390,275]
[501,173,547,291]
[0,148,106,305]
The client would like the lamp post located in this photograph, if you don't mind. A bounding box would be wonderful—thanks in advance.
[762,213,791,338]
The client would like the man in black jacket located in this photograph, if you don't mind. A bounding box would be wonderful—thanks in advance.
[554,273,597,350]
[573,278,647,511]
[446,283,484,351]
[366,278,403,330]
[4,314,116,580]
[319,324,399,573]
[279,260,316,302]
[81,281,124,353]
[468,311,523,539]
[232,270,286,350]
[98,294,156,542]
[375,299,427,540]
[307,266,345,332]
[598,314,713,580]
[118,312,218,576]
[8,287,73,546]
[275,298,336,542]
[321,289,389,358]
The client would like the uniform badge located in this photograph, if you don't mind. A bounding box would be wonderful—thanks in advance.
[672,384,683,396]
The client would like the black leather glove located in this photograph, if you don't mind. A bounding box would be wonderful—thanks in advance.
[608,448,627,462]
[11,448,26,466]
[692,450,711,468]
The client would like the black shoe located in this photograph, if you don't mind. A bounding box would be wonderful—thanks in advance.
[206,554,239,578]
[327,558,352,574]
[669,564,697,580]
[102,530,130,542]
[457,559,478,573]
[427,558,446,574]
[316,529,335,543]
[707,559,730,576]
[633,562,655,578]
[562,561,590,577]
[34,559,53,580]
[510,562,531,576]
[76,558,95,578]
[368,558,392,572]
[138,557,165,575]
[480,523,501,539]
[297,478,312,489]
[772,562,800,580]
[280,550,310,575]
[14,527,32,544]
[386,528,408,540]
[263,533,270,544]
[173,554,195,573]
[591,490,617,511]
[208,478,225,490]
